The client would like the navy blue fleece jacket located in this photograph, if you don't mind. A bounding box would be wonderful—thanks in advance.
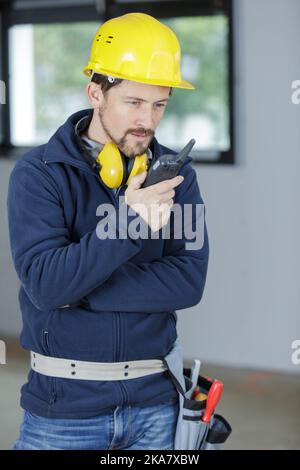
[6,108,209,418]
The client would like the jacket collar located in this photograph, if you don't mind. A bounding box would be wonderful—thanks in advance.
[43,109,162,168]
[42,108,192,172]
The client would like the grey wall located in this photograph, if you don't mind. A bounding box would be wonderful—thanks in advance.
[0,0,299,374]
[0,160,22,335]
[179,0,300,374]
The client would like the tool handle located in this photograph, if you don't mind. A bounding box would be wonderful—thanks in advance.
[191,386,200,400]
[190,359,201,389]
[202,381,223,424]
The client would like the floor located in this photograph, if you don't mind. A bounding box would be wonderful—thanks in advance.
[1,352,300,450]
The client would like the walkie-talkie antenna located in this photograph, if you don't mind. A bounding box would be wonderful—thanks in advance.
[176,138,196,163]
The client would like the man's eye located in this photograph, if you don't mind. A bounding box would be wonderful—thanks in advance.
[126,102,165,108]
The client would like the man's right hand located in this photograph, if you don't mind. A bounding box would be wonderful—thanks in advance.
[124,172,184,232]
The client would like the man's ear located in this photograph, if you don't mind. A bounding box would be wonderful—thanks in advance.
[85,81,105,109]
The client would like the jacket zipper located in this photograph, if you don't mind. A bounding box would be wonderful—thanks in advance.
[43,329,57,405]
[114,184,130,404]
[115,313,129,405]
[115,184,125,200]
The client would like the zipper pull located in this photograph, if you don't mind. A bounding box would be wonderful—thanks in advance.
[43,330,49,352]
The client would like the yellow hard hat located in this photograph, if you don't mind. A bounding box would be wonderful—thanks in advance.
[83,12,195,90]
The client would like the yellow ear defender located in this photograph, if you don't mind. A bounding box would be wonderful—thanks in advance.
[95,142,148,189]
[74,114,149,189]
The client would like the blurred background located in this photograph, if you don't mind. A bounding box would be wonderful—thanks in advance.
[0,0,299,450]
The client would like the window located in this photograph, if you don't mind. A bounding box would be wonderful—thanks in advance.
[156,15,231,162]
[0,0,234,164]
[9,22,92,145]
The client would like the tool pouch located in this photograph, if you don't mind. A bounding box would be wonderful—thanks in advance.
[163,339,232,450]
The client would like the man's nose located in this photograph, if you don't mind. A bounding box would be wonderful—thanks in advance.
[135,108,155,131]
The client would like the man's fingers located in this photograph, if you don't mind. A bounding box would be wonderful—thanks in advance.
[127,171,147,191]
[158,190,175,202]
[150,175,184,194]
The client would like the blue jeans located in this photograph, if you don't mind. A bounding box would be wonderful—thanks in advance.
[13,400,179,450]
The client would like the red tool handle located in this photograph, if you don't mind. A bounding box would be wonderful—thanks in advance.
[202,381,223,424]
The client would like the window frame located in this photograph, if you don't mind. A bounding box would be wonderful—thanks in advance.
[0,0,235,165]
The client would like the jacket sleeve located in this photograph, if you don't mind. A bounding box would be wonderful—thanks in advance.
[6,164,142,311]
[85,164,209,313]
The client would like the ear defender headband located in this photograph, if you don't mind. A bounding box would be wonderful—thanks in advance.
[95,142,148,189]
[75,114,149,189]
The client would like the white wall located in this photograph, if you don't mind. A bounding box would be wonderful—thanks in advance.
[1,0,299,374]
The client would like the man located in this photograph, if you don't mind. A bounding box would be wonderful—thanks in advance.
[7,12,209,450]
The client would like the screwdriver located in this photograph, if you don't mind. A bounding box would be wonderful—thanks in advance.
[201,380,223,424]
[191,386,200,400]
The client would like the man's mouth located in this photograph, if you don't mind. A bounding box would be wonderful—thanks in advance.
[131,132,148,139]
[130,132,150,140]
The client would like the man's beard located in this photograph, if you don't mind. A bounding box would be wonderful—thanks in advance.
[98,108,153,158]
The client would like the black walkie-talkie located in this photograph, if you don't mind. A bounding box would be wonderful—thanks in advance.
[142,139,196,188]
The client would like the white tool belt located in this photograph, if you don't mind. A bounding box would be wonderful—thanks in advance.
[30,351,168,381]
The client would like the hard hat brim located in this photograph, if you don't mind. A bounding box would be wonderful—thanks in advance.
[83,66,195,90]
